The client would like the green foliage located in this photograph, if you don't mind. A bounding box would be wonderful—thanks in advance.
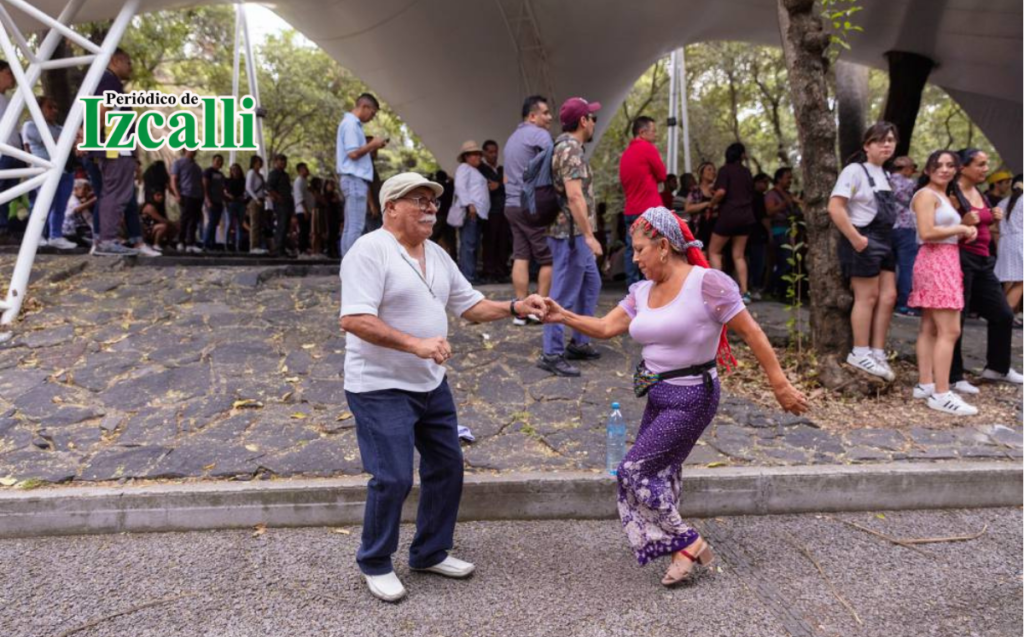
[75,8,437,179]
[781,217,808,355]
[821,0,864,56]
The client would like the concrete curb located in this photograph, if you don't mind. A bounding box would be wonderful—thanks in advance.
[0,461,1020,538]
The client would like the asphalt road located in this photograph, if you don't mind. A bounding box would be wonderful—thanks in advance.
[1,508,1020,637]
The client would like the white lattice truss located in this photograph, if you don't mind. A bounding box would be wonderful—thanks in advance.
[0,0,139,336]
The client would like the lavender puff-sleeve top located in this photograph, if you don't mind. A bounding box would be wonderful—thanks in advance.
[618,267,745,387]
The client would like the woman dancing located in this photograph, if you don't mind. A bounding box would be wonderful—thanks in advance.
[543,206,807,586]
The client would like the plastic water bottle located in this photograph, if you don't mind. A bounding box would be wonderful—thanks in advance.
[606,402,627,476]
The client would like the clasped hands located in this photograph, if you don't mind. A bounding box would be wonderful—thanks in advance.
[411,295,549,364]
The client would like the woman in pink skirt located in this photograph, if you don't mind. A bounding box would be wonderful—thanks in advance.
[909,150,979,415]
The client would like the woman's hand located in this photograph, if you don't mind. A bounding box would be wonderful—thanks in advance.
[962,210,980,225]
[992,206,1005,222]
[773,381,809,415]
[851,233,870,253]
[542,298,568,324]
[960,225,978,242]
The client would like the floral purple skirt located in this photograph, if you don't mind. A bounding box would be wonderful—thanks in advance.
[616,379,720,565]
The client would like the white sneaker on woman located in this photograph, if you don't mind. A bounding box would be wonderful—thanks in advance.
[981,368,1024,384]
[927,392,979,416]
[846,352,894,381]
[912,384,934,399]
[953,380,980,395]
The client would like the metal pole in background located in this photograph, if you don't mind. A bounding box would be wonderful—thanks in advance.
[666,50,678,175]
[678,46,692,173]
[1,0,140,337]
[229,2,243,167]
[240,3,267,165]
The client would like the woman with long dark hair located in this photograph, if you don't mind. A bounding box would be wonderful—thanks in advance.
[994,175,1022,325]
[827,122,899,381]
[245,155,268,255]
[908,150,979,415]
[709,143,757,303]
[225,163,246,252]
[947,149,1021,391]
[542,206,807,586]
[684,161,720,252]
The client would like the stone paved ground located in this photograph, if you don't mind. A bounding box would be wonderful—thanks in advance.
[0,254,1021,485]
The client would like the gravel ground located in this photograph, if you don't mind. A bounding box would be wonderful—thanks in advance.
[1,508,1020,637]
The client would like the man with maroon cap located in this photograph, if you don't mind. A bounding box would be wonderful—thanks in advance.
[538,97,604,377]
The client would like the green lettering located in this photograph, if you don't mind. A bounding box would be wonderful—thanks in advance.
[137,111,166,150]
[105,111,136,149]
[78,97,104,150]
[166,111,200,150]
[219,97,237,149]
[201,97,218,149]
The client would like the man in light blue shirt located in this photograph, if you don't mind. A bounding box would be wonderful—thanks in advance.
[21,96,75,249]
[337,92,387,257]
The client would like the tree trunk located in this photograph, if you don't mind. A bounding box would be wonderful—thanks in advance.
[776,0,852,373]
[40,37,75,117]
[835,60,870,163]
[881,51,934,159]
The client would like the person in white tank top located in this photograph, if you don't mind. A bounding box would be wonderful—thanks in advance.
[908,151,979,416]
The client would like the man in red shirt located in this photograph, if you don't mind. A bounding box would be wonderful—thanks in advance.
[618,116,667,285]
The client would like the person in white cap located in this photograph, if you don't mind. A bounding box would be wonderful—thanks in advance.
[450,140,491,283]
[339,172,547,603]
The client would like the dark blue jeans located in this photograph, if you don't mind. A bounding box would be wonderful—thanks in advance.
[624,214,642,286]
[203,202,225,249]
[891,227,919,309]
[28,171,74,239]
[346,378,463,576]
[458,215,481,282]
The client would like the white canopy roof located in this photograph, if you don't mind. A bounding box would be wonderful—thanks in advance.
[18,0,1024,169]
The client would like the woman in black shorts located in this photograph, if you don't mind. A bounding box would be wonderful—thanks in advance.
[827,122,899,382]
[709,143,756,303]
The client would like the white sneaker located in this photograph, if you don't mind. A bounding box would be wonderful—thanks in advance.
[411,555,475,579]
[912,384,934,399]
[981,368,1024,385]
[251,248,269,255]
[48,237,78,250]
[176,242,186,252]
[953,380,980,395]
[846,352,894,381]
[137,244,161,257]
[187,245,203,254]
[512,316,528,326]
[364,571,407,602]
[927,392,979,416]
[872,355,896,382]
[39,237,49,247]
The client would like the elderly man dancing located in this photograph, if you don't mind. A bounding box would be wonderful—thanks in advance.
[340,172,546,602]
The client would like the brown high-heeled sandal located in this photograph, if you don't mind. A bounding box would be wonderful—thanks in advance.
[661,537,716,586]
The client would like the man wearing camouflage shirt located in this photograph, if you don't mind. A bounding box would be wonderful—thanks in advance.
[538,97,604,377]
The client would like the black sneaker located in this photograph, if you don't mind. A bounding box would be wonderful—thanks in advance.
[537,354,581,377]
[565,342,601,360]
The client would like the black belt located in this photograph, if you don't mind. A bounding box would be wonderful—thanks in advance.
[633,359,717,397]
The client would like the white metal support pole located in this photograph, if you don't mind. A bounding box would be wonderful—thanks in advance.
[229,2,243,167]
[666,50,678,175]
[1,0,140,338]
[240,3,267,165]
[0,0,88,153]
[678,46,692,173]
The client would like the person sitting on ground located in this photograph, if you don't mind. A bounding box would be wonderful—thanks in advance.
[61,179,96,247]
[908,150,979,416]
[141,189,176,251]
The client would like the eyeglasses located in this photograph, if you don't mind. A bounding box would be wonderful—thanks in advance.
[587,114,598,124]
[399,195,441,211]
